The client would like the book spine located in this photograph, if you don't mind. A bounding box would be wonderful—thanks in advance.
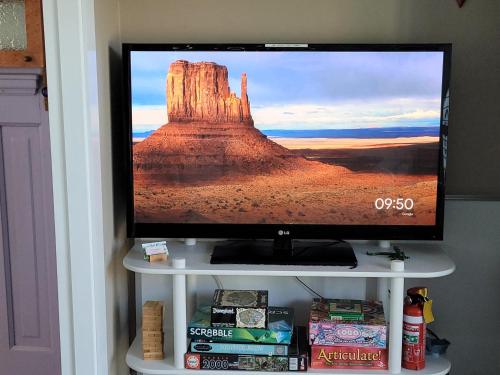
[185,352,307,371]
[190,341,288,356]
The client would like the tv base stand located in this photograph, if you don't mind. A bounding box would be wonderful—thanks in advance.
[210,239,357,267]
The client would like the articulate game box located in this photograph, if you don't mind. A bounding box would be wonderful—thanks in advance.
[211,289,268,329]
[185,327,307,372]
[310,345,388,370]
[189,305,293,344]
[309,299,386,348]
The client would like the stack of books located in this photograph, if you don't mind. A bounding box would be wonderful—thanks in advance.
[309,298,388,370]
[184,289,307,372]
[142,301,164,360]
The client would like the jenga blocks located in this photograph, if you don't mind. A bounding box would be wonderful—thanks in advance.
[142,301,164,360]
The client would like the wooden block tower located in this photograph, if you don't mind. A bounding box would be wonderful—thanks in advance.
[142,301,164,360]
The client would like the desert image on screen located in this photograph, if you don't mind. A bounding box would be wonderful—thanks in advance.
[131,51,443,225]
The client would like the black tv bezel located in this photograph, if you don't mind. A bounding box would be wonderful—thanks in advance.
[123,43,451,241]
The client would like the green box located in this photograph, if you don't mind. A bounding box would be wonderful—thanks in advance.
[188,305,294,344]
[328,299,364,321]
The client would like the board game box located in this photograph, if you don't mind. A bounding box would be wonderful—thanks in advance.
[309,299,386,348]
[310,345,388,370]
[211,290,268,329]
[213,289,268,307]
[185,327,307,371]
[189,305,293,344]
[190,341,288,356]
[328,299,364,321]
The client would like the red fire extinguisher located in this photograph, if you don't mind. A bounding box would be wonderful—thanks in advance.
[402,287,434,370]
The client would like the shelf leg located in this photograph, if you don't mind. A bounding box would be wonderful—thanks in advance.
[173,259,187,369]
[389,260,405,374]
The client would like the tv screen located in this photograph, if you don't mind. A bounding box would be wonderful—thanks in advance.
[124,44,450,240]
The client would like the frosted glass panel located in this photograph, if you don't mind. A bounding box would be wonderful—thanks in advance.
[0,0,27,51]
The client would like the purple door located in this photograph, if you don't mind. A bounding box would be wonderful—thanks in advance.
[0,69,61,375]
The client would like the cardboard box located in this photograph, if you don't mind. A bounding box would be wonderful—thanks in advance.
[211,306,267,328]
[213,289,268,308]
[188,305,293,344]
[310,345,388,370]
[328,299,364,321]
[185,327,308,372]
[309,299,387,348]
[189,340,288,356]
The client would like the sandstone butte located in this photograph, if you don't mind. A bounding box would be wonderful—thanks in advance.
[133,60,316,181]
[167,60,253,125]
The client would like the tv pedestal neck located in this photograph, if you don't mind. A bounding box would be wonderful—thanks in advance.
[210,238,357,267]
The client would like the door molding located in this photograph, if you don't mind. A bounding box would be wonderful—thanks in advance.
[42,1,109,374]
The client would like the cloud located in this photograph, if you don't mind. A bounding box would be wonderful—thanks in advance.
[132,96,441,132]
[252,97,441,130]
[132,105,167,131]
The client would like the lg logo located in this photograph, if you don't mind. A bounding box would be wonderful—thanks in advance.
[278,230,290,236]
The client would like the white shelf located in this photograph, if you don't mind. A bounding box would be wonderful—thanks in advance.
[123,240,455,278]
[126,331,451,375]
[125,240,455,374]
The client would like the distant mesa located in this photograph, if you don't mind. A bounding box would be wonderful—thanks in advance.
[167,60,253,125]
[133,60,318,182]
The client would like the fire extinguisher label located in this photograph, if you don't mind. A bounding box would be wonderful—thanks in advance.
[403,314,424,324]
[403,329,419,344]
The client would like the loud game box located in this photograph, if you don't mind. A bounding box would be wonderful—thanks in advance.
[211,290,268,328]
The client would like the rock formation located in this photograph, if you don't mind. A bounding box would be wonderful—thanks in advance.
[166,60,253,125]
[134,60,311,182]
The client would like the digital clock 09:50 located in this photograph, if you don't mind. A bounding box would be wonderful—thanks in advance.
[374,198,414,210]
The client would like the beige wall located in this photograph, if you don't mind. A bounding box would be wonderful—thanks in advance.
[118,0,500,196]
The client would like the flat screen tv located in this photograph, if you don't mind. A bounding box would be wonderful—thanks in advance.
[123,43,451,265]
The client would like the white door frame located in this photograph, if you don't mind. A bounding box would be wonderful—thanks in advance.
[42,0,109,374]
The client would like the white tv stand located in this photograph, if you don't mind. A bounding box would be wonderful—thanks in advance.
[123,240,454,375]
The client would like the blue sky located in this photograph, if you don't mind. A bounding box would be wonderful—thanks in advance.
[131,51,444,132]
